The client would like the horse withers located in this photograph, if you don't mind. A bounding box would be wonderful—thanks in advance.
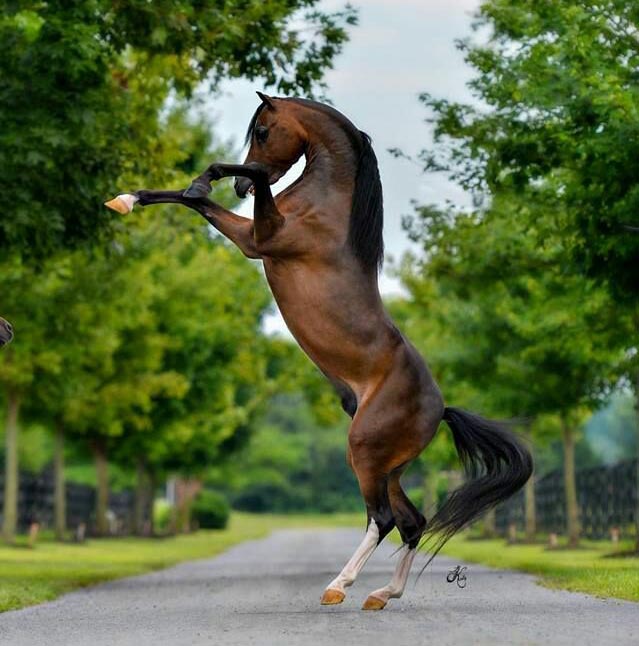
[106,93,532,610]
[0,318,13,347]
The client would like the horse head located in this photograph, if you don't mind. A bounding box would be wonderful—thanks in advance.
[235,92,308,198]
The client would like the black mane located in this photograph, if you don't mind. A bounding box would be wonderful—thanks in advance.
[245,97,384,273]
[245,102,267,145]
[348,131,384,273]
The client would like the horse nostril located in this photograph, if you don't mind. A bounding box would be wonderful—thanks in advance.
[4,322,12,333]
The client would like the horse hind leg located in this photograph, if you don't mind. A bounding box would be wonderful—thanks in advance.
[362,469,426,611]
[320,471,395,606]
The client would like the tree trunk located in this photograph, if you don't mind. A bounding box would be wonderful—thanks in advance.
[148,473,157,536]
[173,477,200,533]
[93,441,109,536]
[561,416,580,547]
[134,459,151,536]
[635,370,639,552]
[53,422,66,541]
[2,391,21,543]
[523,427,536,541]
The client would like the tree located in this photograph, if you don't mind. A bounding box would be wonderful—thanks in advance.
[0,256,69,541]
[212,389,362,514]
[417,0,639,298]
[411,0,639,547]
[62,247,182,535]
[1,90,276,537]
[0,1,356,259]
[399,195,626,546]
[1,103,230,538]
[22,253,121,539]
[113,211,273,532]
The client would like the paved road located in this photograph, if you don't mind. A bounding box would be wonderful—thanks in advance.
[0,528,637,646]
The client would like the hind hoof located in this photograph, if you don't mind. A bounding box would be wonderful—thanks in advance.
[183,181,211,199]
[104,194,138,214]
[362,595,387,611]
[320,588,345,605]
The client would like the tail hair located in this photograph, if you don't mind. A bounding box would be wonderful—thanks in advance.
[420,406,533,570]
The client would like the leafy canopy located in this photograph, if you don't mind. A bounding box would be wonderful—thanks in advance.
[417,0,639,299]
[0,1,356,258]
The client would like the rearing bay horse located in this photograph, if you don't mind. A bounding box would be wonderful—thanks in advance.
[106,94,532,610]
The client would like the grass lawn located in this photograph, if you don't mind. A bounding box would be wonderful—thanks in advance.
[0,512,364,613]
[438,535,639,603]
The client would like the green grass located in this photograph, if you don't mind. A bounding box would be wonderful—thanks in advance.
[0,512,364,613]
[437,535,639,603]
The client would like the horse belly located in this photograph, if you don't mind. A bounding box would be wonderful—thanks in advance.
[264,264,384,384]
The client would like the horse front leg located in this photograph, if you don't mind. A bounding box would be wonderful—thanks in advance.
[321,515,382,606]
[104,190,260,259]
[184,162,284,244]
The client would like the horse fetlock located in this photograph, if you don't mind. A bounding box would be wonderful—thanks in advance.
[337,574,355,589]
[206,164,226,181]
[387,586,402,599]
[183,180,212,199]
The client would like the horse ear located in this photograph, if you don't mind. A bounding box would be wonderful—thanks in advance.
[256,91,276,110]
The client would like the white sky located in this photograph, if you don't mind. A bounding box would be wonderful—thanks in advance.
[205,0,480,333]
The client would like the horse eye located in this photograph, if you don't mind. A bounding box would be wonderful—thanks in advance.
[255,126,269,143]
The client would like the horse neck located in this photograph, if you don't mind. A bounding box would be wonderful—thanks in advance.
[294,108,360,193]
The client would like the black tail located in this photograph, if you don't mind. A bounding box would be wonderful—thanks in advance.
[420,406,533,568]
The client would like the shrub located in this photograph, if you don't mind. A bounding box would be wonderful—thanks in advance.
[192,490,230,530]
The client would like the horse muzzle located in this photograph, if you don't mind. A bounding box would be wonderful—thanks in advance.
[235,177,254,198]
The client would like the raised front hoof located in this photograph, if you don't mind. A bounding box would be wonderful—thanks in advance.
[104,194,138,214]
[362,595,387,611]
[320,588,345,605]
[182,181,211,199]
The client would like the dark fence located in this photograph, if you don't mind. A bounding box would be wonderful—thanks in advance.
[496,458,638,539]
[0,469,135,535]
[1,460,637,538]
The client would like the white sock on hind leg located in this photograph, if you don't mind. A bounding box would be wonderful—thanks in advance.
[367,544,417,603]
